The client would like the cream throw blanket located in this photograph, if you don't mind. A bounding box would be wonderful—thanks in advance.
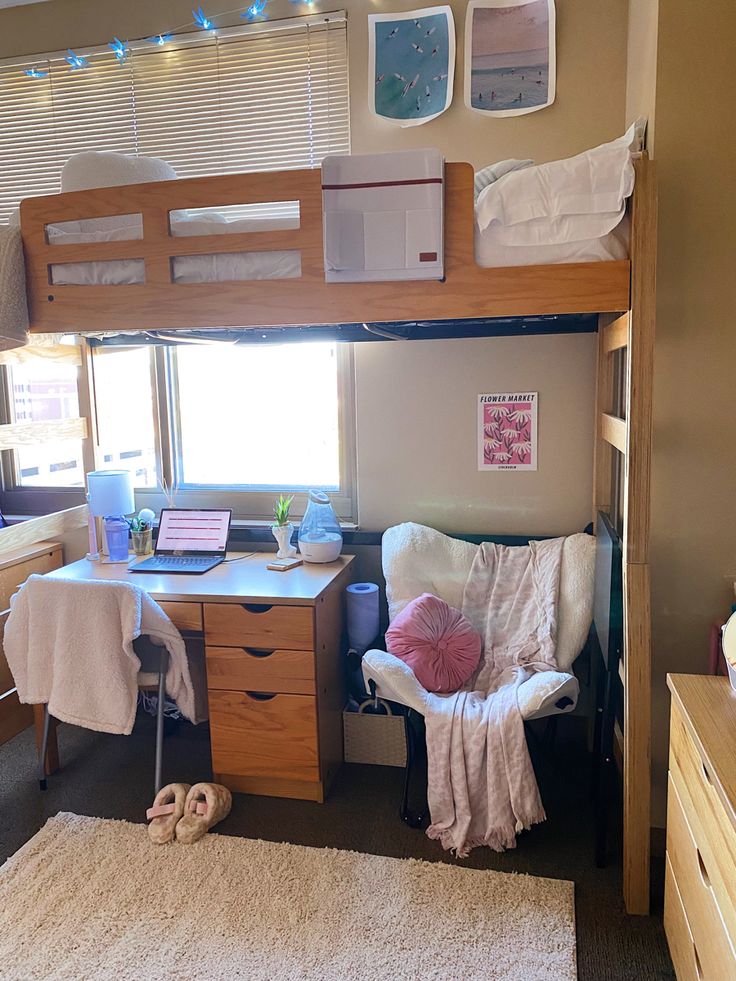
[426,537,564,856]
[0,226,29,351]
[5,575,201,735]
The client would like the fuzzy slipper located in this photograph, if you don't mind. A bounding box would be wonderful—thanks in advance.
[146,783,191,845]
[175,782,232,844]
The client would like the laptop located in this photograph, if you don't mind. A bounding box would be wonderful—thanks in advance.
[130,508,232,575]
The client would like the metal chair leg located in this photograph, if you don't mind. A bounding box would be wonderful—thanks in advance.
[595,674,617,868]
[400,709,429,829]
[154,650,168,796]
[38,704,51,791]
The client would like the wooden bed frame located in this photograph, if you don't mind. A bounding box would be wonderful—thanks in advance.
[15,156,656,915]
[19,162,631,332]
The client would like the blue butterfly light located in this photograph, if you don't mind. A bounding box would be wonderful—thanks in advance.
[147,33,173,46]
[108,37,130,65]
[65,49,89,71]
[242,0,268,20]
[24,67,49,79]
[193,6,214,30]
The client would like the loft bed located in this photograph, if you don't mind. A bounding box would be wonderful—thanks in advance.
[15,154,656,916]
[19,162,632,332]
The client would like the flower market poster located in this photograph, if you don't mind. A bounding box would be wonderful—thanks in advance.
[478,392,538,470]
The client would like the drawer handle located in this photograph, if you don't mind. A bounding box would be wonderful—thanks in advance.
[696,848,712,889]
[241,603,273,614]
[244,691,277,701]
[702,761,713,786]
[243,648,276,658]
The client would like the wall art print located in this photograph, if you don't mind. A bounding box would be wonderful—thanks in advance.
[478,392,538,471]
[465,0,555,117]
[369,6,455,128]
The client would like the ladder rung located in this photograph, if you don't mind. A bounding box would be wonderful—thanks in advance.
[600,412,627,454]
[603,313,629,353]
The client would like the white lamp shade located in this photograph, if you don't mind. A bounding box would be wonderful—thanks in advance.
[86,470,134,517]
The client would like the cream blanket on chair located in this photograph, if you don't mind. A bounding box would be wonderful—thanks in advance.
[426,537,564,857]
[5,575,202,735]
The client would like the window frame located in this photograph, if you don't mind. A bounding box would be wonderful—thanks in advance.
[0,340,358,525]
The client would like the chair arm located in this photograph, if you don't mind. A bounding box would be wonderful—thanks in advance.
[362,649,429,715]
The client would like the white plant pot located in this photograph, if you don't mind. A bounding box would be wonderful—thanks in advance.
[271,522,297,559]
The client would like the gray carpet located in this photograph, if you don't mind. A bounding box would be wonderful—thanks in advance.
[0,713,674,981]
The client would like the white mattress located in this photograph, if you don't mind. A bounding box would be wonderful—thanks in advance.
[44,168,631,287]
[48,212,301,286]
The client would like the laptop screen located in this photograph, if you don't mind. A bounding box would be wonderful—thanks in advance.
[155,508,232,555]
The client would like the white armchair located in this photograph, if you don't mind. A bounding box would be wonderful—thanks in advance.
[362,523,596,724]
[360,523,596,825]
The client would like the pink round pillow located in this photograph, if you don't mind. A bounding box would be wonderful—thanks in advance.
[385,592,482,694]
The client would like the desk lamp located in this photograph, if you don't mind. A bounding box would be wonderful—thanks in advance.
[86,470,135,562]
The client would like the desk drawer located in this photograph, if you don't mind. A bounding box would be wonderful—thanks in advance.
[204,603,313,651]
[664,855,702,981]
[159,602,203,633]
[209,689,319,783]
[666,774,736,979]
[670,704,736,938]
[206,646,315,695]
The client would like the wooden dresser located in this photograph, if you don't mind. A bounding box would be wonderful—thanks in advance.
[665,674,736,980]
[46,552,354,802]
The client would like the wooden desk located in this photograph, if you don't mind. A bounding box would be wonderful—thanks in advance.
[44,553,355,802]
[665,674,736,979]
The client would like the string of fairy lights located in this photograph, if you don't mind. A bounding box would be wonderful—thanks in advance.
[21,1,320,78]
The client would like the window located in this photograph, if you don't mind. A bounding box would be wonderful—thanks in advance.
[0,14,349,222]
[87,342,356,522]
[173,344,341,488]
[91,347,157,489]
[0,12,354,520]
[6,359,85,489]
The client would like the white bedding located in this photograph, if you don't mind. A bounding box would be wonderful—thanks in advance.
[48,213,301,285]
[35,127,639,286]
[46,204,629,286]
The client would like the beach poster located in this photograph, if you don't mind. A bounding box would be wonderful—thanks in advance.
[369,6,455,127]
[465,0,555,117]
[478,392,538,471]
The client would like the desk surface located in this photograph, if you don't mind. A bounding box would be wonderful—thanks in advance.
[47,552,355,606]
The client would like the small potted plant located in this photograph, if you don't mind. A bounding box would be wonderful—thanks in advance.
[271,494,297,559]
[128,513,153,556]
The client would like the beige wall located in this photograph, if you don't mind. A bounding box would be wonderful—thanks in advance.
[625,0,736,825]
[0,0,628,536]
[625,0,658,150]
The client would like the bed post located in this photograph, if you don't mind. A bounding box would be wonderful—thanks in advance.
[622,155,656,915]
[592,154,656,915]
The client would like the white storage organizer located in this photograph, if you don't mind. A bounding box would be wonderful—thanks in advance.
[321,148,444,283]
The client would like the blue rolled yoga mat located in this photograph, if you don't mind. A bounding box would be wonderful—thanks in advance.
[345,582,380,655]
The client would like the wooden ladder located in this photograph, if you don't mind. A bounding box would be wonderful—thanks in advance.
[593,155,657,915]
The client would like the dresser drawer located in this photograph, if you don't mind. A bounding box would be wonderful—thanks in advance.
[670,704,736,938]
[206,646,315,695]
[208,689,319,783]
[159,601,203,633]
[204,603,313,651]
[666,774,736,979]
[664,855,703,981]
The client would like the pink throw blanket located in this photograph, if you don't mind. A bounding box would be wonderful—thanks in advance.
[426,537,564,856]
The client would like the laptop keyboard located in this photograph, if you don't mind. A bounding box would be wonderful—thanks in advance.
[151,556,214,566]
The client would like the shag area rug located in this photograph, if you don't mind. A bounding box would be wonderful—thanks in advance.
[0,813,576,980]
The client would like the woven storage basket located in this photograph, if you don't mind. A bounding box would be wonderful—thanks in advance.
[343,700,407,767]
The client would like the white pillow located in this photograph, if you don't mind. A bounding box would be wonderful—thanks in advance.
[60,151,177,193]
[475,137,635,237]
[474,159,534,201]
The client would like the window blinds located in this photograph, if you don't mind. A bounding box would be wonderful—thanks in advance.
[0,15,349,223]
